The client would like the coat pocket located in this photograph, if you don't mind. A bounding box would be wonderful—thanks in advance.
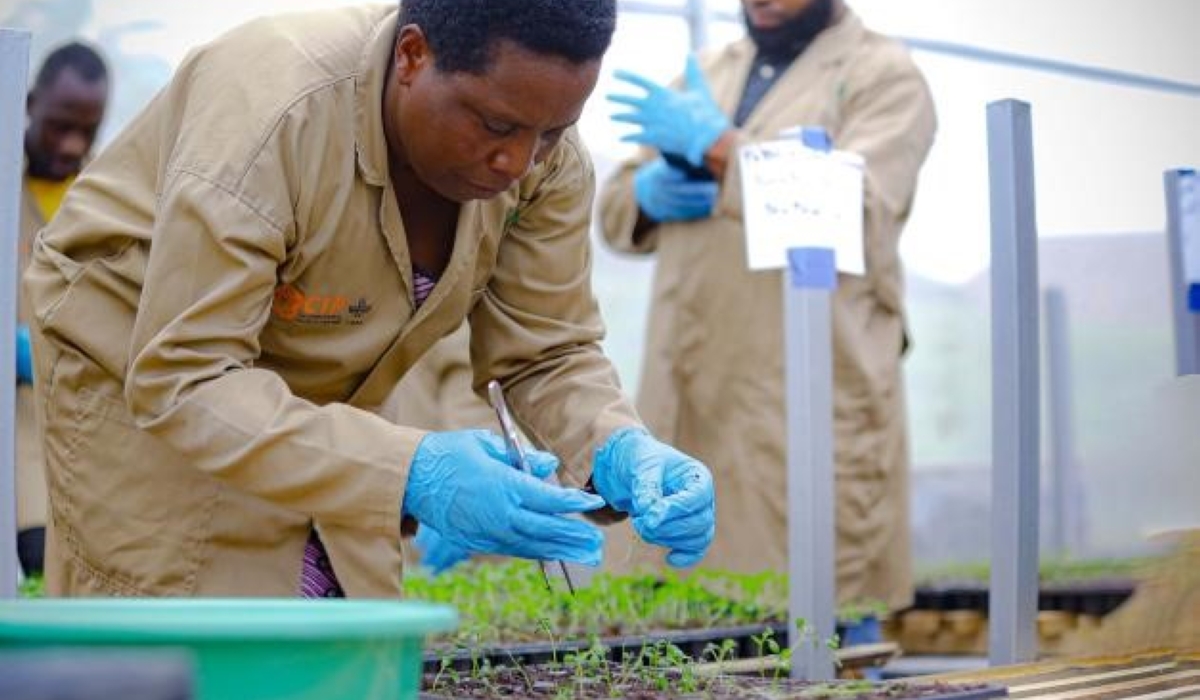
[47,369,216,595]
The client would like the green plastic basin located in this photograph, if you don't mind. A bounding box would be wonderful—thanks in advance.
[0,598,457,700]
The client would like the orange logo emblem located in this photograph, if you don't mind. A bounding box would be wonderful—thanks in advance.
[272,284,350,322]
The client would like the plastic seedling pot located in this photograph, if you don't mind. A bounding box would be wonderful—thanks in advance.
[0,598,457,700]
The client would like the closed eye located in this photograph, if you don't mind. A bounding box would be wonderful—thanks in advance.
[481,117,516,137]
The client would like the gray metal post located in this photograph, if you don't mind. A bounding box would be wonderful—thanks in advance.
[1164,169,1200,376]
[0,28,31,599]
[783,247,836,681]
[1043,287,1082,556]
[986,99,1040,665]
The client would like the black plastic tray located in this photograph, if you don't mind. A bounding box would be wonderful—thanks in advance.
[912,579,1134,616]
[423,622,791,673]
[420,674,1008,700]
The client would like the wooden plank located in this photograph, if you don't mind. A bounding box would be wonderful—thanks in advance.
[1010,670,1197,700]
[1006,661,1177,693]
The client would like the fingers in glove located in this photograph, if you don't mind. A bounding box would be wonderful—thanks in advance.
[424,546,470,574]
[629,463,666,517]
[661,184,718,210]
[473,430,514,462]
[666,547,709,569]
[610,69,665,96]
[508,511,604,566]
[644,465,713,525]
[632,508,714,545]
[683,54,712,97]
[513,474,606,514]
[523,447,560,480]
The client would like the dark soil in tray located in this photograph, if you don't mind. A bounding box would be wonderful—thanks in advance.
[421,663,1006,699]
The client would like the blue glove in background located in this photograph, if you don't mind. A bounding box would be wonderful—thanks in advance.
[592,427,715,568]
[608,54,730,168]
[402,429,605,566]
[634,158,718,222]
[414,524,470,575]
[16,324,33,384]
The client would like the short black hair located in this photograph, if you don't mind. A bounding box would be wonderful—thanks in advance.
[398,0,616,74]
[34,41,108,90]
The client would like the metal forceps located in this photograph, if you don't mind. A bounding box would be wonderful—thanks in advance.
[487,379,577,596]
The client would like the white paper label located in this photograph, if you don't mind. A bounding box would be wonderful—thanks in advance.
[739,139,865,274]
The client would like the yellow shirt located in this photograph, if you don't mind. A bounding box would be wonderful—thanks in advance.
[25,174,74,223]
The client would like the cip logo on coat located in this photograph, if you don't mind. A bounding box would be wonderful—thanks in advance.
[272,284,371,325]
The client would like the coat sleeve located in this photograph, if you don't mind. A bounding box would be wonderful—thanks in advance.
[597,154,661,255]
[469,135,643,484]
[833,43,937,313]
[124,170,416,541]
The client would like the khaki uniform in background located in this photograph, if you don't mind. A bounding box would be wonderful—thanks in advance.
[598,8,936,611]
[25,5,638,598]
[16,179,47,536]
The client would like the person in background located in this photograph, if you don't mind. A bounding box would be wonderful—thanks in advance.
[15,40,109,579]
[24,0,715,598]
[598,0,936,621]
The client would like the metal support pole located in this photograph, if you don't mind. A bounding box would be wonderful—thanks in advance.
[986,99,1040,665]
[1164,169,1200,376]
[783,247,836,681]
[684,0,709,51]
[0,28,32,600]
[1043,287,1082,556]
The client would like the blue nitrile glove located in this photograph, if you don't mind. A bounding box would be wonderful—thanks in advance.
[634,157,718,222]
[591,427,715,568]
[411,442,563,574]
[608,54,731,168]
[16,324,33,384]
[413,524,470,575]
[402,429,605,566]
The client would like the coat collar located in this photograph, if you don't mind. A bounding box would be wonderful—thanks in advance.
[354,9,398,188]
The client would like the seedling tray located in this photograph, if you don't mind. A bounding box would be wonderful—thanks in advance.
[913,580,1134,616]
[423,622,791,673]
[420,662,1008,699]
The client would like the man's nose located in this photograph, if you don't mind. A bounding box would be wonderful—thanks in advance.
[488,134,538,181]
[58,131,90,160]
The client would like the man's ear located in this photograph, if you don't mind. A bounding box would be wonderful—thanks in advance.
[393,25,432,85]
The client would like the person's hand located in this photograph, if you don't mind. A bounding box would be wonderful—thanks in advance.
[409,442,570,575]
[634,158,719,222]
[402,429,605,566]
[16,324,33,384]
[608,54,730,168]
[591,427,715,567]
[413,524,470,575]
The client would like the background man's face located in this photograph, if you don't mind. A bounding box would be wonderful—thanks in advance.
[742,0,820,30]
[26,66,108,180]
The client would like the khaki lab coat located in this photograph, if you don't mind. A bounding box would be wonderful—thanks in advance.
[598,8,935,610]
[24,5,639,598]
[382,324,497,433]
[17,176,47,534]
